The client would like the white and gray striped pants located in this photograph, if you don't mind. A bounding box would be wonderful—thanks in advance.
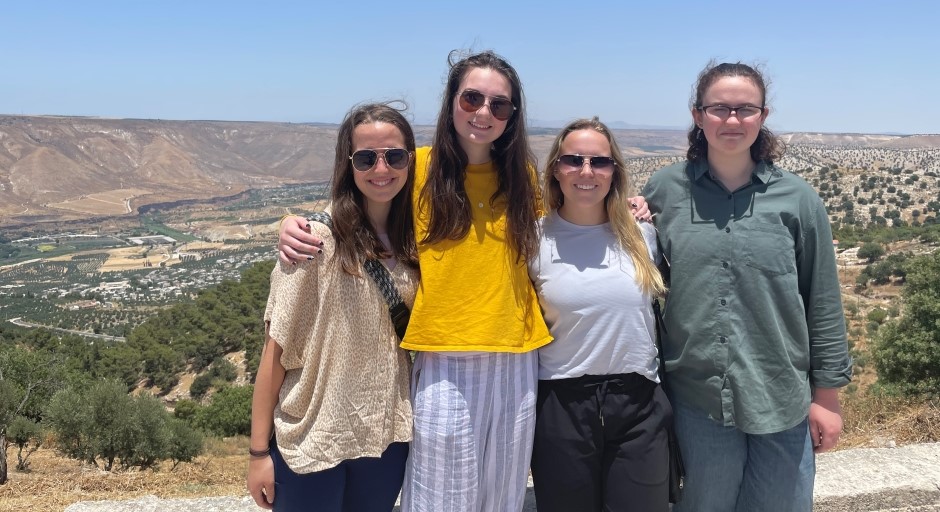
[400,350,537,512]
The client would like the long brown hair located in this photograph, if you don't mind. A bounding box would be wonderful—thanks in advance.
[542,118,666,297]
[687,61,785,164]
[331,102,418,275]
[419,50,539,262]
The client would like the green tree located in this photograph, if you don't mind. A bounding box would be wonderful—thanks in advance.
[0,346,63,484]
[45,379,134,470]
[173,399,201,422]
[845,301,859,318]
[189,374,213,400]
[867,307,888,324]
[166,418,203,470]
[209,357,237,383]
[6,416,42,471]
[873,251,940,395]
[857,242,885,263]
[86,380,136,471]
[45,380,204,470]
[44,386,94,463]
[196,385,253,437]
[122,394,171,470]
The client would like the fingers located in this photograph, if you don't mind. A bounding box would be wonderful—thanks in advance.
[632,204,651,221]
[813,422,842,454]
[264,481,276,506]
[809,389,843,454]
[249,488,272,510]
[247,460,276,509]
[250,486,274,510]
[809,413,842,454]
[248,477,273,509]
[277,217,325,264]
[809,419,823,453]
[278,245,323,266]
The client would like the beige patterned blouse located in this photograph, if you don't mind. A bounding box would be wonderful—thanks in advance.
[264,220,417,473]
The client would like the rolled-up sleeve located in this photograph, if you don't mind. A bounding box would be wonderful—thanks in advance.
[798,197,853,388]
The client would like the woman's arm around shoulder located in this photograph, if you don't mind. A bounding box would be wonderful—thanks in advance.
[278,215,325,264]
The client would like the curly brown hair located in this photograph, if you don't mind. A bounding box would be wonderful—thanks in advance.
[687,61,785,164]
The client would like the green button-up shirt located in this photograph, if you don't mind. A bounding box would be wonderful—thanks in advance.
[642,160,852,434]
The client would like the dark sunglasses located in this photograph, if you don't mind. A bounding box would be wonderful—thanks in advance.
[349,148,411,172]
[458,89,517,121]
[556,154,617,174]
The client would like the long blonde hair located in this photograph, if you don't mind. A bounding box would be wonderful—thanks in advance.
[541,117,666,297]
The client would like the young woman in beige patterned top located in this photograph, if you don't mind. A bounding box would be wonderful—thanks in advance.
[247,103,419,512]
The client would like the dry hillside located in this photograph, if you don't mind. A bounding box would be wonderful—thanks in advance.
[0,116,340,224]
[2,115,938,228]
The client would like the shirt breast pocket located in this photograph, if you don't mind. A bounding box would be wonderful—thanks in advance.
[742,223,796,276]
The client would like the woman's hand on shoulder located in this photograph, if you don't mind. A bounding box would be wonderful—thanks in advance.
[278,215,325,265]
[247,454,275,509]
[629,196,651,222]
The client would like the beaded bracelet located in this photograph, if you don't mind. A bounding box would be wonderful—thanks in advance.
[249,447,271,458]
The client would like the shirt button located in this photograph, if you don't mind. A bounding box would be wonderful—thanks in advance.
[720,336,727,343]
[727,194,733,199]
[725,227,731,233]
[720,299,727,306]
[722,261,729,269]
[478,202,484,208]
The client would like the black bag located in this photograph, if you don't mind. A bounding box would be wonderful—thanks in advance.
[653,298,685,504]
[652,229,685,503]
[307,212,410,341]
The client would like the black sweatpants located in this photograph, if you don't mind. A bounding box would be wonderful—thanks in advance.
[530,372,671,512]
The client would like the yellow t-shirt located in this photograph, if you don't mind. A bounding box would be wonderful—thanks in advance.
[401,146,552,353]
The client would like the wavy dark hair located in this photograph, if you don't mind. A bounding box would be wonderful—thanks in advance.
[687,61,785,164]
[419,50,539,262]
[331,102,418,276]
[542,118,665,297]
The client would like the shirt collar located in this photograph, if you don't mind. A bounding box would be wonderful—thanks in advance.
[691,159,774,185]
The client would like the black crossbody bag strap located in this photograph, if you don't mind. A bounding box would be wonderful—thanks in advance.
[306,211,410,340]
[653,298,669,393]
[362,260,410,340]
[651,229,685,503]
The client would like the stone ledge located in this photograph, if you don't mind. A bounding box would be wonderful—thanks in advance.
[65,443,940,512]
[813,443,940,511]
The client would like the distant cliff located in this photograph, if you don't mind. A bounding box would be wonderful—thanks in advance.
[0,115,338,225]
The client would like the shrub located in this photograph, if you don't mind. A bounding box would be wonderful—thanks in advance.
[209,358,237,383]
[44,379,204,470]
[196,385,253,437]
[867,308,888,325]
[857,242,885,263]
[167,418,203,470]
[873,252,940,396]
[173,399,201,422]
[189,374,213,400]
[6,416,42,470]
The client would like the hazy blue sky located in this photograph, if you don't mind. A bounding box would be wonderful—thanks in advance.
[3,1,937,134]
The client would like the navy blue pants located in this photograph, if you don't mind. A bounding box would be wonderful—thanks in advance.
[270,439,408,512]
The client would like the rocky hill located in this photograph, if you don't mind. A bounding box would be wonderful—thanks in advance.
[0,115,341,225]
[2,114,938,227]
